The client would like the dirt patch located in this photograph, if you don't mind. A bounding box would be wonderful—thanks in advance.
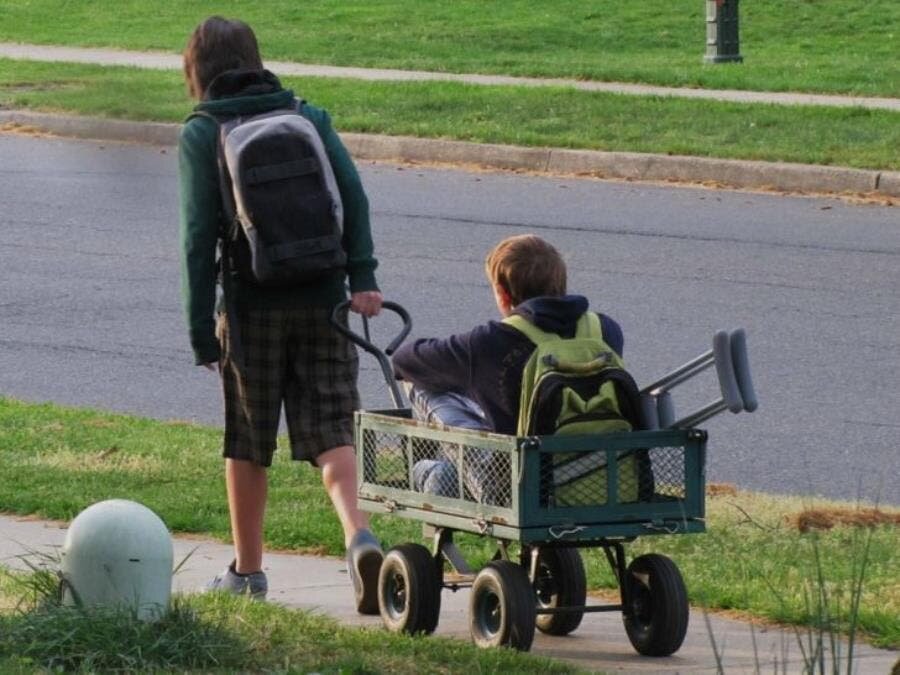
[39,422,64,433]
[0,122,56,138]
[22,448,165,475]
[0,82,65,93]
[707,482,739,498]
[840,192,900,207]
[165,419,202,428]
[788,507,900,533]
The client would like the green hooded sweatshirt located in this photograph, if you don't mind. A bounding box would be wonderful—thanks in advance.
[178,70,378,365]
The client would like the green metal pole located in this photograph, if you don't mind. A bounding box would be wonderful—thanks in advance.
[704,0,743,63]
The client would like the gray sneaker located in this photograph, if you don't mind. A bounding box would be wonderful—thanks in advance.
[346,529,383,615]
[205,561,268,600]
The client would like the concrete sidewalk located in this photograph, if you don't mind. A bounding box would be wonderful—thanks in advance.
[1,512,897,674]
[3,42,900,112]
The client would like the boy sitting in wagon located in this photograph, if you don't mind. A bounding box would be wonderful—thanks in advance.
[392,234,644,507]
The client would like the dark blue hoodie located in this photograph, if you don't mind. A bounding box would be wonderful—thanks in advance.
[391,295,624,435]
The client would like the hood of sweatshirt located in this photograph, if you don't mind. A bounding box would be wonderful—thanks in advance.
[510,294,589,338]
[195,69,296,117]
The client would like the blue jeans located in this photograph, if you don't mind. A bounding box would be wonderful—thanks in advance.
[406,386,505,505]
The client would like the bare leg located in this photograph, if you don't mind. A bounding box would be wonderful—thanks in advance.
[319,444,381,614]
[225,458,268,574]
[317,444,368,547]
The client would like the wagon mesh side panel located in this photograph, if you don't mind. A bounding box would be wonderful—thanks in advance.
[645,446,686,501]
[361,427,512,508]
[462,444,512,507]
[361,428,409,489]
[538,445,688,508]
[359,413,704,533]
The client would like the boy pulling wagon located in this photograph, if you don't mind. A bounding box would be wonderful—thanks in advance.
[179,16,384,613]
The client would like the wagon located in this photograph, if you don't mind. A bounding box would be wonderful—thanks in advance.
[334,301,756,655]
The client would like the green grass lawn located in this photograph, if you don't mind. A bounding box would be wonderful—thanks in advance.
[0,1,897,97]
[3,59,899,171]
[0,573,575,673]
[0,397,897,649]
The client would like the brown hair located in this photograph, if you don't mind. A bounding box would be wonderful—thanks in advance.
[183,16,263,100]
[484,234,567,306]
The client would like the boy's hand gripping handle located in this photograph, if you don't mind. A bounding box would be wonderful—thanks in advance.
[330,300,412,409]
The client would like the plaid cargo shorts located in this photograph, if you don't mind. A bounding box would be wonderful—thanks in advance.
[217,305,360,467]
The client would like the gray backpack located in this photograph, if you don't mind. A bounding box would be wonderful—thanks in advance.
[201,100,346,287]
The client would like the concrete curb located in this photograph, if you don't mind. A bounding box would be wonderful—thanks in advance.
[0,110,179,147]
[3,109,898,198]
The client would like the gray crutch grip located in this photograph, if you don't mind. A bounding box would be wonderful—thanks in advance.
[713,330,744,413]
[657,391,676,428]
[641,393,660,430]
[730,329,758,413]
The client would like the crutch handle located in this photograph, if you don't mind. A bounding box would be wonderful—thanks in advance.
[730,328,758,412]
[713,330,744,413]
[648,329,757,429]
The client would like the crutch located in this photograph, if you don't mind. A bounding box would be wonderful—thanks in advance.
[640,328,757,430]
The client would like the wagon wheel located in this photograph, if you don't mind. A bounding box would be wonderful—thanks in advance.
[378,543,442,635]
[621,553,689,656]
[530,547,587,636]
[469,560,536,651]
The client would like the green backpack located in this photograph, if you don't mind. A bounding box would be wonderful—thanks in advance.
[504,312,648,507]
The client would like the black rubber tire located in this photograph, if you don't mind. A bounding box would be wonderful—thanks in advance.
[622,553,689,656]
[378,543,442,635]
[530,547,587,636]
[469,560,536,651]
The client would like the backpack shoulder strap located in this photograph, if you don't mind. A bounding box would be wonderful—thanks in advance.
[574,312,603,340]
[505,311,600,344]
[502,313,553,345]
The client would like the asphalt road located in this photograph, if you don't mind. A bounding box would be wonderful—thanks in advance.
[1,133,898,504]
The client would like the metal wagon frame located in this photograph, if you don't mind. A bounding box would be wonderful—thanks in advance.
[356,407,706,653]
